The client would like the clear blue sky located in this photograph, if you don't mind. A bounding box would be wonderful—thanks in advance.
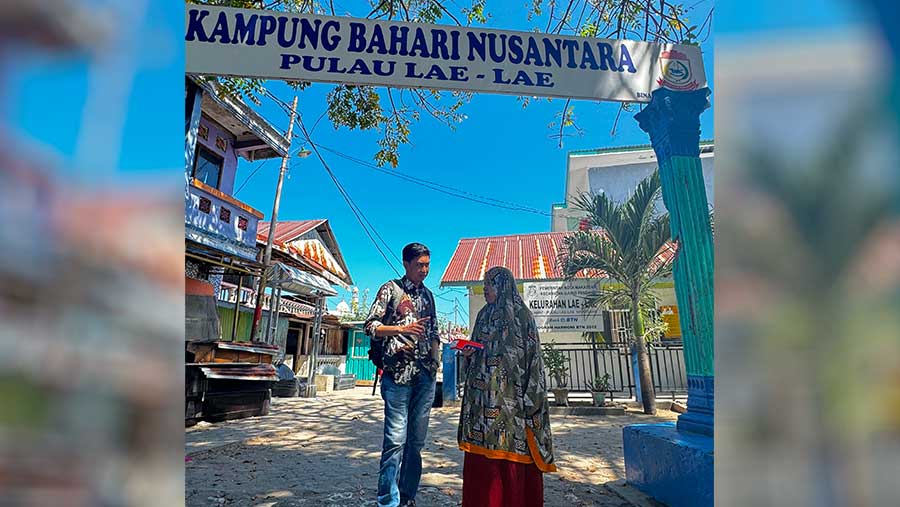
[6,0,874,323]
[226,1,716,322]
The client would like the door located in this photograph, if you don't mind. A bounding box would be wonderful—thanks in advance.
[344,329,376,383]
[285,328,300,371]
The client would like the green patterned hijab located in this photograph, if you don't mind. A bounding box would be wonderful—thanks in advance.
[484,266,526,332]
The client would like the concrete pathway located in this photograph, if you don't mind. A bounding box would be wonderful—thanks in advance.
[186,387,677,506]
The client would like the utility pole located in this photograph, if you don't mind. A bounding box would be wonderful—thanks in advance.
[250,95,300,342]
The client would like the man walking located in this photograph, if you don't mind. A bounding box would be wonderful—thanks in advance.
[365,243,440,507]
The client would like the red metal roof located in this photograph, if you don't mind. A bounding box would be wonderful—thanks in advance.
[440,231,676,285]
[257,220,326,247]
[256,220,353,285]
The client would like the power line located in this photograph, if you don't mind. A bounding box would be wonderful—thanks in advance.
[264,89,552,217]
[456,297,469,320]
[261,90,556,283]
[233,90,313,196]
[234,145,308,196]
[297,135,403,268]
[323,145,546,211]
[230,89,403,278]
[288,132,403,270]
[306,141,403,275]
[316,145,552,216]
[234,159,272,196]
[264,91,403,277]
[269,93,402,277]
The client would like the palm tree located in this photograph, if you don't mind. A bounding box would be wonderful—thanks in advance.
[560,171,673,415]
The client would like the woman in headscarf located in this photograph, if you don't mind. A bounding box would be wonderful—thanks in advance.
[457,266,557,507]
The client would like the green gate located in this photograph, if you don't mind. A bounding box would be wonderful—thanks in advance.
[345,328,376,383]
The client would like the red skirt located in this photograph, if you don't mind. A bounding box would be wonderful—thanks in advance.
[462,451,544,507]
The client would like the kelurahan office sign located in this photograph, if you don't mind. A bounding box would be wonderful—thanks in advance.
[185,5,706,102]
[523,280,605,333]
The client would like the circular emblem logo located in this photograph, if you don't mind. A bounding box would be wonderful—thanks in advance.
[656,50,700,92]
[664,60,691,86]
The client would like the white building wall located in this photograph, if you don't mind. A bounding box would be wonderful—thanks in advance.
[552,147,714,232]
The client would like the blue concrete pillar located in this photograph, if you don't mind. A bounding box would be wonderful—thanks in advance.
[442,343,458,402]
[622,87,714,507]
[635,88,715,436]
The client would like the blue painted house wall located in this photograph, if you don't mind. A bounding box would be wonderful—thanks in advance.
[196,115,240,194]
[185,113,263,262]
[185,182,262,262]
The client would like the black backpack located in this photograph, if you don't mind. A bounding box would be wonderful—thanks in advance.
[367,279,399,370]
[368,338,385,370]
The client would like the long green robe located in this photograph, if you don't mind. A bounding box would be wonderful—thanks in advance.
[458,267,557,472]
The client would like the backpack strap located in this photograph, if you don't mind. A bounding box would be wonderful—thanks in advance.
[368,280,402,370]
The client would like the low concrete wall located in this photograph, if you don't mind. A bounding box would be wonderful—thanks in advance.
[623,422,713,507]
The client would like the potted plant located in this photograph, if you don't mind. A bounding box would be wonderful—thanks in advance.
[586,373,612,407]
[542,342,570,407]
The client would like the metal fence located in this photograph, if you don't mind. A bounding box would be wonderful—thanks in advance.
[648,341,688,399]
[315,355,343,374]
[549,343,633,396]
[455,340,687,400]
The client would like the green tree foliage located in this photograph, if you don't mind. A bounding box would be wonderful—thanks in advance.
[560,170,672,413]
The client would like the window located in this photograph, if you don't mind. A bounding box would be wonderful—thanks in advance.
[193,146,224,189]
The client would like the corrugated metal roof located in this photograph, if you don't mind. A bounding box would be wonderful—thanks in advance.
[269,262,338,297]
[257,220,326,247]
[288,239,347,279]
[441,232,570,285]
[257,220,353,286]
[440,231,676,286]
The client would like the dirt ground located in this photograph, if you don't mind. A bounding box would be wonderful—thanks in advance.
[186,387,677,506]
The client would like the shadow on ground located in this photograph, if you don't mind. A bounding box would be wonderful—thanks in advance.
[186,388,676,507]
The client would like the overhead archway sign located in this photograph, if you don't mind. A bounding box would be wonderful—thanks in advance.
[185,5,706,103]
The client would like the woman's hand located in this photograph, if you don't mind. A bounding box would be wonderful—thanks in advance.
[460,346,478,357]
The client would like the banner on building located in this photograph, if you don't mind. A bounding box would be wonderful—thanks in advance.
[659,305,682,338]
[185,5,706,103]
[523,280,604,333]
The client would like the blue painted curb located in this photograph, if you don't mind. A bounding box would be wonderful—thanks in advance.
[624,422,713,507]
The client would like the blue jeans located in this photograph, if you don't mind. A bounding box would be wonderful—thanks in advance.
[377,372,436,507]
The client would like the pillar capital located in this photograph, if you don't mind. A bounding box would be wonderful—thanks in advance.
[635,88,711,163]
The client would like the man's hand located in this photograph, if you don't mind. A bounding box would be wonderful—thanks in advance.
[395,337,417,360]
[400,317,430,338]
[388,317,430,360]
